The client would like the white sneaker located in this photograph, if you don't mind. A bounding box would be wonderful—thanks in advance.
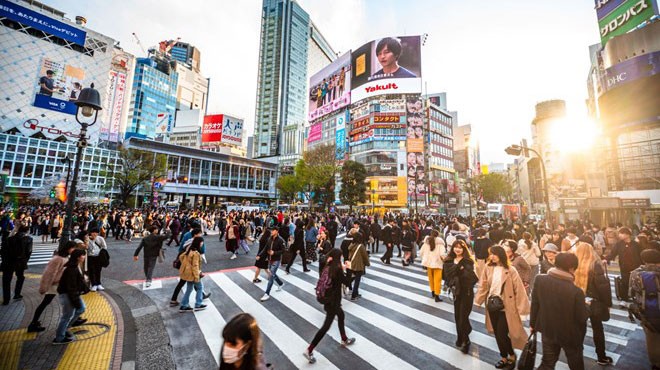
[260,294,270,302]
[90,285,98,292]
[230,254,237,260]
[276,282,284,292]
[145,281,151,288]
[96,285,105,291]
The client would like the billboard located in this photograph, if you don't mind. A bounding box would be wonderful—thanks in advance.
[598,0,657,45]
[308,52,351,121]
[308,123,322,144]
[202,114,223,143]
[406,98,425,196]
[599,50,660,94]
[335,111,349,161]
[155,113,172,135]
[0,0,86,45]
[595,0,628,20]
[100,70,127,142]
[351,36,422,102]
[201,114,244,146]
[221,115,244,146]
[33,58,88,115]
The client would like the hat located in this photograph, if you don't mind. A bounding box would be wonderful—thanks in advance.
[641,249,660,264]
[542,243,559,252]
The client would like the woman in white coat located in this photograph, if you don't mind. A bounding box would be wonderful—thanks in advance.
[419,229,446,302]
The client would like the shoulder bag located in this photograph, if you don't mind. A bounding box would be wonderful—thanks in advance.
[487,280,505,312]
[348,244,362,271]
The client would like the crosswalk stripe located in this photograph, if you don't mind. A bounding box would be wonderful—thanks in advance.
[235,269,420,370]
[282,266,497,370]
[193,278,226,366]
[211,273,340,369]
[293,263,625,364]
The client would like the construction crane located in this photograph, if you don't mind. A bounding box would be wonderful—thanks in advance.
[131,32,147,56]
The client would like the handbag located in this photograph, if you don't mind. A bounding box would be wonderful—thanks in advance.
[487,280,506,312]
[518,331,537,370]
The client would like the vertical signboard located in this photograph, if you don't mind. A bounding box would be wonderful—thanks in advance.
[110,72,127,142]
[335,111,348,162]
[598,0,657,45]
[307,122,322,144]
[100,71,117,141]
[406,98,425,198]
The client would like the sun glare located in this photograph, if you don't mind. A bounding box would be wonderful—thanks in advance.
[550,116,600,155]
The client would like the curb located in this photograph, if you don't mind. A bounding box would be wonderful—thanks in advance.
[103,278,175,370]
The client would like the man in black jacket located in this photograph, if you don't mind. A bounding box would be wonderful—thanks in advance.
[531,253,589,370]
[1,225,32,304]
[603,227,642,301]
[326,215,338,248]
[134,226,170,287]
[369,218,381,253]
[286,219,309,274]
[260,228,286,302]
[380,219,395,265]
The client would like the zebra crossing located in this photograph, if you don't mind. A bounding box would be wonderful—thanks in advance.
[132,253,641,370]
[28,243,57,266]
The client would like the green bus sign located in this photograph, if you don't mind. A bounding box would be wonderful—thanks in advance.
[599,0,657,45]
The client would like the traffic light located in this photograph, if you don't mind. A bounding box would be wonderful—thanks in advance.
[49,189,56,198]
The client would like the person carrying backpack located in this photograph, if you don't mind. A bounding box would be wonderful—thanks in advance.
[304,248,355,364]
[629,248,660,369]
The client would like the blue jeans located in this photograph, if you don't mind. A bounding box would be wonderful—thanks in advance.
[265,260,283,295]
[181,280,204,308]
[56,294,85,341]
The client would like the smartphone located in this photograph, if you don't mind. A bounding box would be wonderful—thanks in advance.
[585,297,593,305]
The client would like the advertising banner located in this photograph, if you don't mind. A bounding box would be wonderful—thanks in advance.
[0,0,86,45]
[99,71,117,141]
[406,97,425,196]
[308,122,322,144]
[351,36,422,102]
[220,115,244,146]
[378,99,406,113]
[33,58,87,115]
[595,0,628,20]
[374,115,401,123]
[600,50,660,94]
[335,111,348,161]
[156,113,172,135]
[599,0,657,45]
[202,114,224,143]
[308,52,352,121]
[109,73,126,142]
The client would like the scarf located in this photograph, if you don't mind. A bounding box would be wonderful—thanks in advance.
[548,267,574,282]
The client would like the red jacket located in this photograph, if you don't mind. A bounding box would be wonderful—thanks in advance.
[226,224,240,241]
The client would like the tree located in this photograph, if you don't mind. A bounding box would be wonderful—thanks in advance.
[302,145,338,211]
[103,147,167,207]
[339,160,367,212]
[475,173,513,203]
[276,174,302,203]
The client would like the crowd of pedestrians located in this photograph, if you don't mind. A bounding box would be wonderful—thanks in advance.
[2,203,660,369]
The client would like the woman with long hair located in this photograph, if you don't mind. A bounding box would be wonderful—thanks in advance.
[178,237,206,312]
[304,248,355,364]
[518,232,541,288]
[400,221,416,266]
[475,246,530,369]
[316,230,333,274]
[219,313,269,370]
[574,242,613,366]
[419,229,446,302]
[443,239,478,353]
[53,249,88,344]
[253,230,271,283]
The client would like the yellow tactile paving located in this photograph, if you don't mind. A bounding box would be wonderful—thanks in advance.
[56,291,117,370]
[0,329,37,370]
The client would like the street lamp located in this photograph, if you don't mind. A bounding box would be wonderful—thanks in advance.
[465,178,473,218]
[60,84,102,248]
[504,144,552,229]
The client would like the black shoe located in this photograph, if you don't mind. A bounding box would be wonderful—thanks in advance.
[203,292,211,300]
[28,322,46,333]
[435,296,443,302]
[52,337,74,345]
[495,360,508,369]
[2,301,8,306]
[71,318,87,327]
[596,356,613,366]
[194,305,207,311]
[13,295,23,300]
[380,257,386,263]
[460,340,471,354]
[285,269,290,275]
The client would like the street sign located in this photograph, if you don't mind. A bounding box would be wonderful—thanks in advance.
[620,198,651,208]
[154,182,163,189]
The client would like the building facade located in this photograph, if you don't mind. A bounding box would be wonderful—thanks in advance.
[426,101,457,213]
[252,0,335,170]
[0,0,129,146]
[170,41,201,73]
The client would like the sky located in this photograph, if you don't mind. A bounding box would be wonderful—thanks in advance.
[50,0,602,164]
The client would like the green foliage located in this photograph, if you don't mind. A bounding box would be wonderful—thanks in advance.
[339,160,367,211]
[276,174,302,203]
[475,173,513,203]
[101,147,167,207]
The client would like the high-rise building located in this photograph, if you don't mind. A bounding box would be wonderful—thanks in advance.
[125,56,178,140]
[171,41,202,73]
[252,0,335,170]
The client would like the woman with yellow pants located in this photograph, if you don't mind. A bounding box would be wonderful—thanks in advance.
[420,229,447,302]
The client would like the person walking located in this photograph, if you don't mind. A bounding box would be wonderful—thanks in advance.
[531,252,589,370]
[286,219,309,274]
[444,239,479,353]
[419,229,446,302]
[346,231,370,301]
[475,245,530,370]
[316,230,333,273]
[226,220,240,260]
[28,241,76,332]
[303,248,355,364]
[177,237,207,312]
[401,221,416,266]
[1,224,32,305]
[369,218,381,254]
[380,219,395,265]
[166,215,182,247]
[603,227,642,302]
[540,243,559,274]
[53,249,89,344]
[304,219,319,263]
[502,240,532,294]
[219,313,270,370]
[473,228,493,281]
[87,228,107,292]
[518,231,542,288]
[253,231,271,283]
[629,249,660,370]
[259,228,285,302]
[133,226,170,288]
[574,242,613,366]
